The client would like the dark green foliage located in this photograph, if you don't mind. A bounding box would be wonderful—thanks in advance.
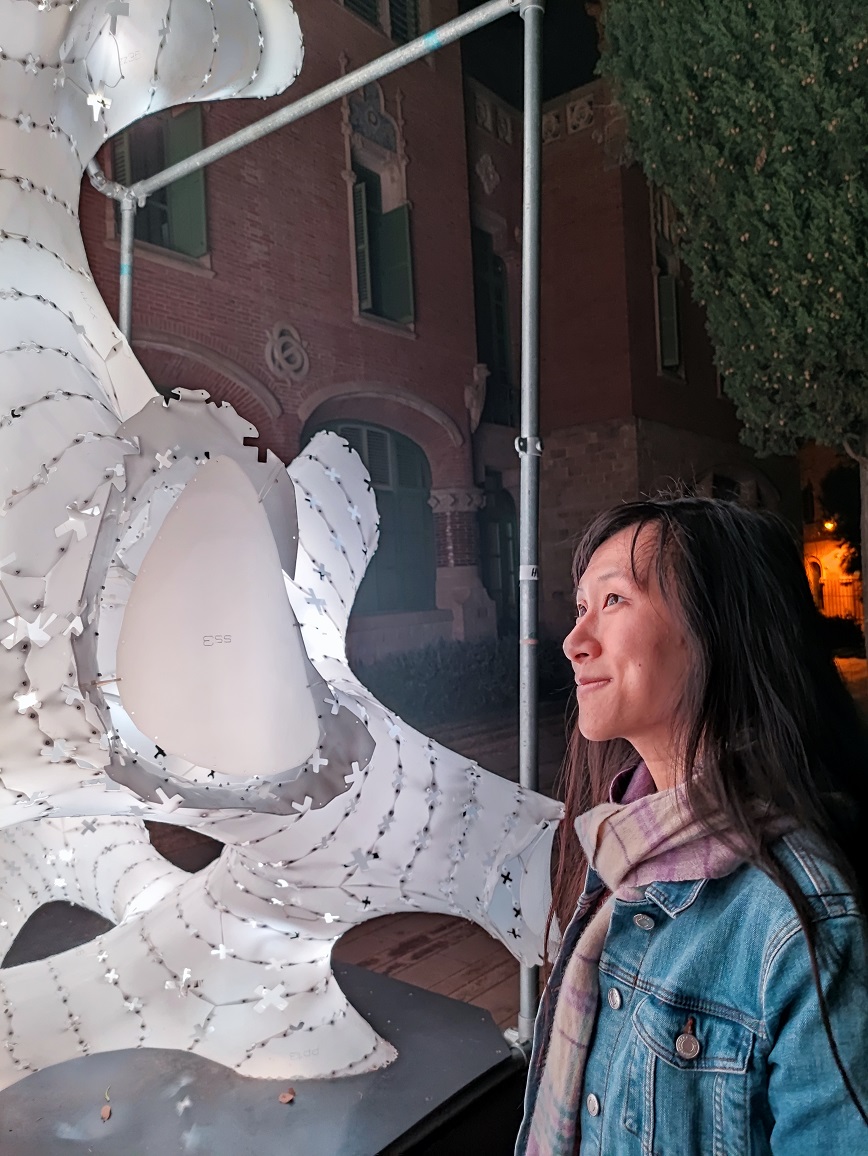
[819,461,862,572]
[352,636,572,729]
[600,0,868,453]
[818,614,865,656]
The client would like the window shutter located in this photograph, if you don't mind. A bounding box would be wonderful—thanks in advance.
[364,427,391,487]
[165,107,208,258]
[345,0,380,26]
[376,202,415,325]
[111,131,132,186]
[389,0,418,43]
[352,182,374,313]
[657,274,681,370]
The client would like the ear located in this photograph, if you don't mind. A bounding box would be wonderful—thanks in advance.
[64,0,303,147]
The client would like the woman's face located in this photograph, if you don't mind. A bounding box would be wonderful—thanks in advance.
[563,523,691,787]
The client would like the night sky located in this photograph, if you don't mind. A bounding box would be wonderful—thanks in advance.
[459,0,599,108]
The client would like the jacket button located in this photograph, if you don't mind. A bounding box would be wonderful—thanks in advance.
[675,1033,701,1059]
[633,913,655,930]
[607,987,622,1010]
[586,1093,601,1116]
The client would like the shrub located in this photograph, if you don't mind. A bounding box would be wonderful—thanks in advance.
[352,635,572,730]
[819,615,865,658]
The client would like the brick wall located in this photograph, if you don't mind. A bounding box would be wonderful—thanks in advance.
[539,418,639,636]
[434,510,480,568]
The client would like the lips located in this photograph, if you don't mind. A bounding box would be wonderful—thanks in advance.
[576,677,610,692]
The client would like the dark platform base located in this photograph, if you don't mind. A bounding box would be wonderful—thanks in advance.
[0,906,527,1155]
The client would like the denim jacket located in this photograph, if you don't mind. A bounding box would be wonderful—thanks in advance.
[518,831,868,1155]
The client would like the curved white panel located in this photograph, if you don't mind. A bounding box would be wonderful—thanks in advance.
[117,455,319,777]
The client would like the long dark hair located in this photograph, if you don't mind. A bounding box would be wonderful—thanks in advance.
[550,496,868,1120]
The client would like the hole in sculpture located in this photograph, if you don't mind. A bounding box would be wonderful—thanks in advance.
[1,902,114,968]
[146,822,222,873]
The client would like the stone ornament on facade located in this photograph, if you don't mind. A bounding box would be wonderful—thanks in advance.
[0,0,562,1095]
[474,92,494,134]
[496,107,513,145]
[542,110,563,144]
[265,322,310,382]
[349,81,399,153]
[475,152,501,196]
[566,96,594,134]
[428,487,486,513]
[465,362,489,434]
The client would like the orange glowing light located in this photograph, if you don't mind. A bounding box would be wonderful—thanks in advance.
[823,519,837,532]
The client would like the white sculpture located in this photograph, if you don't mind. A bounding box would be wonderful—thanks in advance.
[0,0,562,1089]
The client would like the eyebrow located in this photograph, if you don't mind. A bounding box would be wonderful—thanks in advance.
[575,568,631,595]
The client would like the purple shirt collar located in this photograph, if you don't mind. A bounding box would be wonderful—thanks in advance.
[609,761,657,805]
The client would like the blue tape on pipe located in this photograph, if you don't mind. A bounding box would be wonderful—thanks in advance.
[120,264,133,275]
[422,29,442,50]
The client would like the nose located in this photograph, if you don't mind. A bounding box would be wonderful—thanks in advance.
[563,614,601,663]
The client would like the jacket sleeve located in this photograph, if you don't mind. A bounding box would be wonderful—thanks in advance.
[764,911,868,1153]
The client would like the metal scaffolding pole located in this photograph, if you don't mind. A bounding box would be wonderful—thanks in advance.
[117,196,136,343]
[517,0,545,1044]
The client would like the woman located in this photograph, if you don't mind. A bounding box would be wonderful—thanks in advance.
[517,497,868,1155]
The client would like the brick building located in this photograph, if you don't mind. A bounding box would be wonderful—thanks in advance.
[466,75,800,639]
[81,0,799,661]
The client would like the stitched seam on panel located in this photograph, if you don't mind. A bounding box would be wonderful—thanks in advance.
[642,1047,655,1156]
[612,975,762,1034]
[598,974,633,1143]
[622,1026,642,1138]
[713,1072,725,1156]
[759,912,844,1028]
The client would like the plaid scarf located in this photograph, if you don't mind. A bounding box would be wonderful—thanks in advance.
[521,773,752,1156]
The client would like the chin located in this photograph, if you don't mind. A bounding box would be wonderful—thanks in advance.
[576,716,619,743]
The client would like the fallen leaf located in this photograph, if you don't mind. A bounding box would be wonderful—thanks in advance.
[100,1105,112,1123]
[278,1088,295,1105]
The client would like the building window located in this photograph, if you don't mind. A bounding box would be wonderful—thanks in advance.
[352,162,415,325]
[111,106,207,259]
[471,227,517,426]
[312,422,435,614]
[344,0,418,42]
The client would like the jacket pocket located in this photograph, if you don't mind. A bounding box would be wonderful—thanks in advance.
[623,995,755,1156]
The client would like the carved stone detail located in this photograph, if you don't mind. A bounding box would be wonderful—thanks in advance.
[348,82,398,153]
[474,92,494,133]
[542,111,562,144]
[428,487,485,514]
[265,322,310,382]
[474,153,500,196]
[496,107,513,145]
[566,96,594,134]
[464,363,489,434]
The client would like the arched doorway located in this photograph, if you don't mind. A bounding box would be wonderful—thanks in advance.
[305,420,436,615]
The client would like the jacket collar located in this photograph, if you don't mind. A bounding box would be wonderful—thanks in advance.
[643,878,708,917]
[581,872,708,917]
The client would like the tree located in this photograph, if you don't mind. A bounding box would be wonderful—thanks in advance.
[596,0,868,630]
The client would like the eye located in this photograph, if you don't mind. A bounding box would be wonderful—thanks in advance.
[575,604,587,620]
[604,593,623,607]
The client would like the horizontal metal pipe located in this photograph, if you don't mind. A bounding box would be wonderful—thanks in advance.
[105,0,518,203]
